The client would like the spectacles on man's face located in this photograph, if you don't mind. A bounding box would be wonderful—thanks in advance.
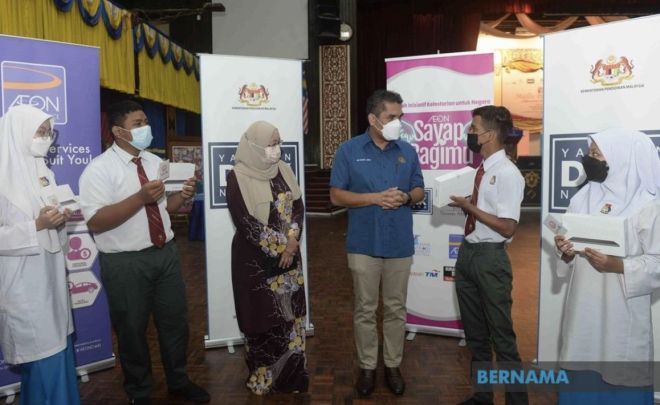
[34,127,56,141]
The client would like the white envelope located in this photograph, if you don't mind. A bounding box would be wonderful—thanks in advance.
[54,184,80,212]
[562,213,627,257]
[433,166,476,208]
[164,162,196,191]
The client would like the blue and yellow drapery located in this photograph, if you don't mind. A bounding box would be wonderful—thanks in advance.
[134,23,200,113]
[0,0,200,113]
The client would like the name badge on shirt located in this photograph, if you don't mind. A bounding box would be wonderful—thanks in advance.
[601,203,612,214]
[398,156,406,164]
[39,176,50,187]
[489,176,496,185]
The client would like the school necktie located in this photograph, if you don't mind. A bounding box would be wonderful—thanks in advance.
[464,164,485,237]
[132,157,166,248]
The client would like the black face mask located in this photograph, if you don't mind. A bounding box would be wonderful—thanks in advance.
[467,133,482,154]
[582,155,609,183]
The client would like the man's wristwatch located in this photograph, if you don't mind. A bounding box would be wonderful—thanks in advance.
[404,192,413,206]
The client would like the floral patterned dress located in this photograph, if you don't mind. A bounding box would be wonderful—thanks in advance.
[226,169,308,395]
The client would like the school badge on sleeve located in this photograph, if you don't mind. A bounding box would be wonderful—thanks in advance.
[600,203,612,214]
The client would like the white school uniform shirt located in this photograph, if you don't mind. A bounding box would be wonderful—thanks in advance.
[465,149,524,243]
[0,194,74,364]
[557,200,660,386]
[78,143,174,253]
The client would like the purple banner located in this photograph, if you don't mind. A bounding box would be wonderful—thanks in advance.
[0,35,113,389]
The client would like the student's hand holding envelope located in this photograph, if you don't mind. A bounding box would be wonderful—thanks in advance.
[584,247,623,274]
[62,208,73,222]
[448,195,470,210]
[139,180,165,204]
[554,235,576,263]
[36,206,65,230]
[180,177,196,200]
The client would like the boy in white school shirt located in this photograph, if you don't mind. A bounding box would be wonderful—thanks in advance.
[450,106,528,405]
[79,100,209,405]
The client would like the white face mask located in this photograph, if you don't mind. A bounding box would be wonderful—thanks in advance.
[30,137,53,157]
[250,140,281,164]
[377,119,401,141]
[264,145,281,163]
[124,125,153,150]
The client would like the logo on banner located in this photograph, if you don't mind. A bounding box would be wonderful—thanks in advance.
[411,188,433,215]
[237,83,270,107]
[1,61,68,124]
[448,234,464,259]
[590,55,634,86]
[399,113,478,170]
[65,234,98,270]
[424,269,441,279]
[400,119,416,143]
[413,234,431,256]
[208,141,299,209]
[548,131,660,212]
[443,266,456,282]
[67,270,102,309]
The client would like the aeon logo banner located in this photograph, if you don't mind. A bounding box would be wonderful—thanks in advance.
[1,61,68,124]
[400,111,477,170]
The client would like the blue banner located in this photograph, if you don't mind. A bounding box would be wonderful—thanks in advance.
[0,35,113,389]
[208,141,300,209]
[547,130,660,213]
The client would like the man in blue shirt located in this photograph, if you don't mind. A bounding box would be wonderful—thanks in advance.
[330,89,424,397]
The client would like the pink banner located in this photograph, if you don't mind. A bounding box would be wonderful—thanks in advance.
[401,111,481,170]
[387,53,493,79]
[388,52,493,337]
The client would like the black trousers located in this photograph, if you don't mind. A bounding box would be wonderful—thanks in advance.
[100,241,190,399]
[455,241,528,405]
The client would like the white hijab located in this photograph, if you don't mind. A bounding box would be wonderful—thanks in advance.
[569,128,660,217]
[0,104,61,252]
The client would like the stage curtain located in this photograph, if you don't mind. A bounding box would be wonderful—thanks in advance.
[356,1,480,130]
[137,50,200,113]
[0,0,44,39]
[40,2,135,94]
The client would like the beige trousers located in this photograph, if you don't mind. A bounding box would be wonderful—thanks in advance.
[348,253,412,369]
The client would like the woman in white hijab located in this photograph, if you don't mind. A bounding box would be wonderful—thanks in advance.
[226,121,308,395]
[0,105,79,404]
[554,128,660,405]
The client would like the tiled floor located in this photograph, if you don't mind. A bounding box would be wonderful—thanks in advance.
[77,210,554,404]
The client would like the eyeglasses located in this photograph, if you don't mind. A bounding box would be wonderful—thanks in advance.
[35,128,56,140]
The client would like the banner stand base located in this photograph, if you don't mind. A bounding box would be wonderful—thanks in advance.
[204,324,316,353]
[204,336,245,351]
[406,325,465,339]
[0,387,17,404]
[76,356,115,383]
[76,357,116,382]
